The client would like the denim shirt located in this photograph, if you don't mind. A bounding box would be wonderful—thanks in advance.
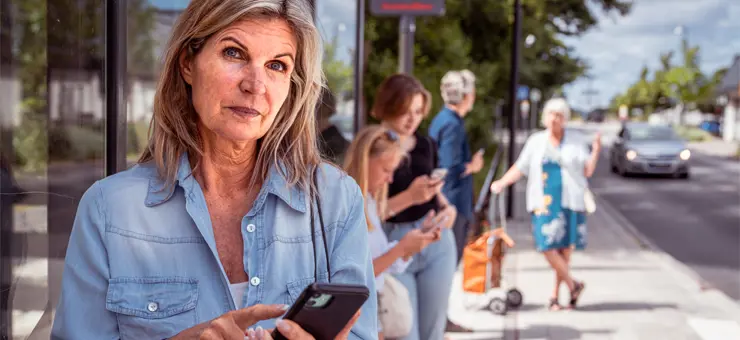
[428,107,474,219]
[51,154,377,339]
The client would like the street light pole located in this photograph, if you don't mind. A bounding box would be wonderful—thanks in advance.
[505,0,522,218]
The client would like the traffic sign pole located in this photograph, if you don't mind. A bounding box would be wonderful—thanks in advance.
[399,15,415,74]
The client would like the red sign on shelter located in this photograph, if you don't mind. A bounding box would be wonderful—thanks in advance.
[370,0,445,16]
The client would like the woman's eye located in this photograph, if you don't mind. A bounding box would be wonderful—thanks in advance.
[267,61,287,72]
[223,47,241,59]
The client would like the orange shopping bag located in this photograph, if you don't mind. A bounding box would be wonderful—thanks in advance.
[462,225,515,294]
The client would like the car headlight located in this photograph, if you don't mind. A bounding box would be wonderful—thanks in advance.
[626,150,637,161]
[680,149,691,160]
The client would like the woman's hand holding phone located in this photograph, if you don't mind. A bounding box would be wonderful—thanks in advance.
[399,227,439,257]
[433,205,456,230]
[252,311,360,340]
[171,304,287,340]
[407,175,444,205]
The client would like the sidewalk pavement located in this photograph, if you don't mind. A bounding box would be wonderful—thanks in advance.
[446,185,740,340]
[688,139,739,159]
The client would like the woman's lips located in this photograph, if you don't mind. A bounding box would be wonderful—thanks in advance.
[228,106,261,118]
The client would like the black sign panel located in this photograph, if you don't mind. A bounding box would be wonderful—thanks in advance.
[370,0,445,16]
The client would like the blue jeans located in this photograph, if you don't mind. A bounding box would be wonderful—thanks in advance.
[384,219,457,340]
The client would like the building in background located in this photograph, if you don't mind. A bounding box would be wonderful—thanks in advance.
[718,55,740,142]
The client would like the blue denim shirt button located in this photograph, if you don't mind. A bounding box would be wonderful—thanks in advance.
[147,302,158,312]
[250,277,261,286]
[246,224,256,233]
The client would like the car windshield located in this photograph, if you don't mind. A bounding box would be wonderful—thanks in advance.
[629,126,677,140]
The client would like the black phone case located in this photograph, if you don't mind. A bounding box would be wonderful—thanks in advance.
[272,283,369,340]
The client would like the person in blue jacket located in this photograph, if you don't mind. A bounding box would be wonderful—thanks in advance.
[428,70,485,263]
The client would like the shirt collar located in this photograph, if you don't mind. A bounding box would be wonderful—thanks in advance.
[443,106,464,122]
[145,152,307,213]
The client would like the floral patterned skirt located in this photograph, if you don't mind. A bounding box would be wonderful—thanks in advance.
[531,160,587,252]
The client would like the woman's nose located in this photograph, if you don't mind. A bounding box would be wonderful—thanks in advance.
[239,65,267,95]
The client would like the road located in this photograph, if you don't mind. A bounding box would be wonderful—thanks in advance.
[575,122,740,302]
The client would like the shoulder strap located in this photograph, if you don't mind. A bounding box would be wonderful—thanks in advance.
[310,166,331,283]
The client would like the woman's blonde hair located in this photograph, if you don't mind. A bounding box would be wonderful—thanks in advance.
[343,125,406,231]
[138,0,324,193]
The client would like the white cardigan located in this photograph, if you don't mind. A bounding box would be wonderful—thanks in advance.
[514,129,590,213]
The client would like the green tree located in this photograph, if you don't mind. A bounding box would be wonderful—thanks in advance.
[612,41,728,123]
[363,0,631,193]
[363,0,631,148]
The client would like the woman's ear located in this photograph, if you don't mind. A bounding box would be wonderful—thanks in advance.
[180,52,194,85]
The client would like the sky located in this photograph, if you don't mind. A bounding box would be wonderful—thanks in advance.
[562,0,740,112]
[147,0,739,112]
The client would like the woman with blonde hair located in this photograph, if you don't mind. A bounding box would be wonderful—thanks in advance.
[491,97,601,311]
[344,125,440,340]
[52,1,376,339]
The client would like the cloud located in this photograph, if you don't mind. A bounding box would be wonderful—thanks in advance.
[563,0,739,111]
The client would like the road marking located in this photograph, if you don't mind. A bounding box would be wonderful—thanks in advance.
[687,317,740,340]
[618,201,658,211]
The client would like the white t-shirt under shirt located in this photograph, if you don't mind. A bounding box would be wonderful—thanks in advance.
[366,196,412,293]
[229,282,249,308]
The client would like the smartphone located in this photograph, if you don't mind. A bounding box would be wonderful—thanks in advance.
[272,283,370,340]
[421,215,448,232]
[431,168,448,181]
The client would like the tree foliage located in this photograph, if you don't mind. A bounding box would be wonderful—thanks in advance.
[610,40,728,117]
[363,0,631,150]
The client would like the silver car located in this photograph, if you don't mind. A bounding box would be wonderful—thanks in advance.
[610,122,691,179]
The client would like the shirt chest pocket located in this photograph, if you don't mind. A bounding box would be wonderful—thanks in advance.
[284,274,330,307]
[106,277,199,340]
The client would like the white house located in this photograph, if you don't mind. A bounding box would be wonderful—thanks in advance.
[718,55,740,142]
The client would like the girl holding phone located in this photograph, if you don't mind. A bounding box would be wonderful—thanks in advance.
[371,74,458,340]
[344,125,441,340]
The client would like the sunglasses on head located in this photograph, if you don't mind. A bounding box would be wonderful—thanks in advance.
[384,129,399,141]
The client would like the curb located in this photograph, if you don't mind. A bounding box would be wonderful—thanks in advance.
[594,193,740,320]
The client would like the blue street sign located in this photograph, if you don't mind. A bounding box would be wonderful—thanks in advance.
[516,85,529,101]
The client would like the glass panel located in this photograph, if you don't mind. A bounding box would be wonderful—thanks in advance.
[1,0,106,338]
[315,0,358,164]
[126,0,189,160]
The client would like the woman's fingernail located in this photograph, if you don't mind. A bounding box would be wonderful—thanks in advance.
[256,326,265,340]
[276,319,291,333]
[247,328,256,340]
[273,304,289,311]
